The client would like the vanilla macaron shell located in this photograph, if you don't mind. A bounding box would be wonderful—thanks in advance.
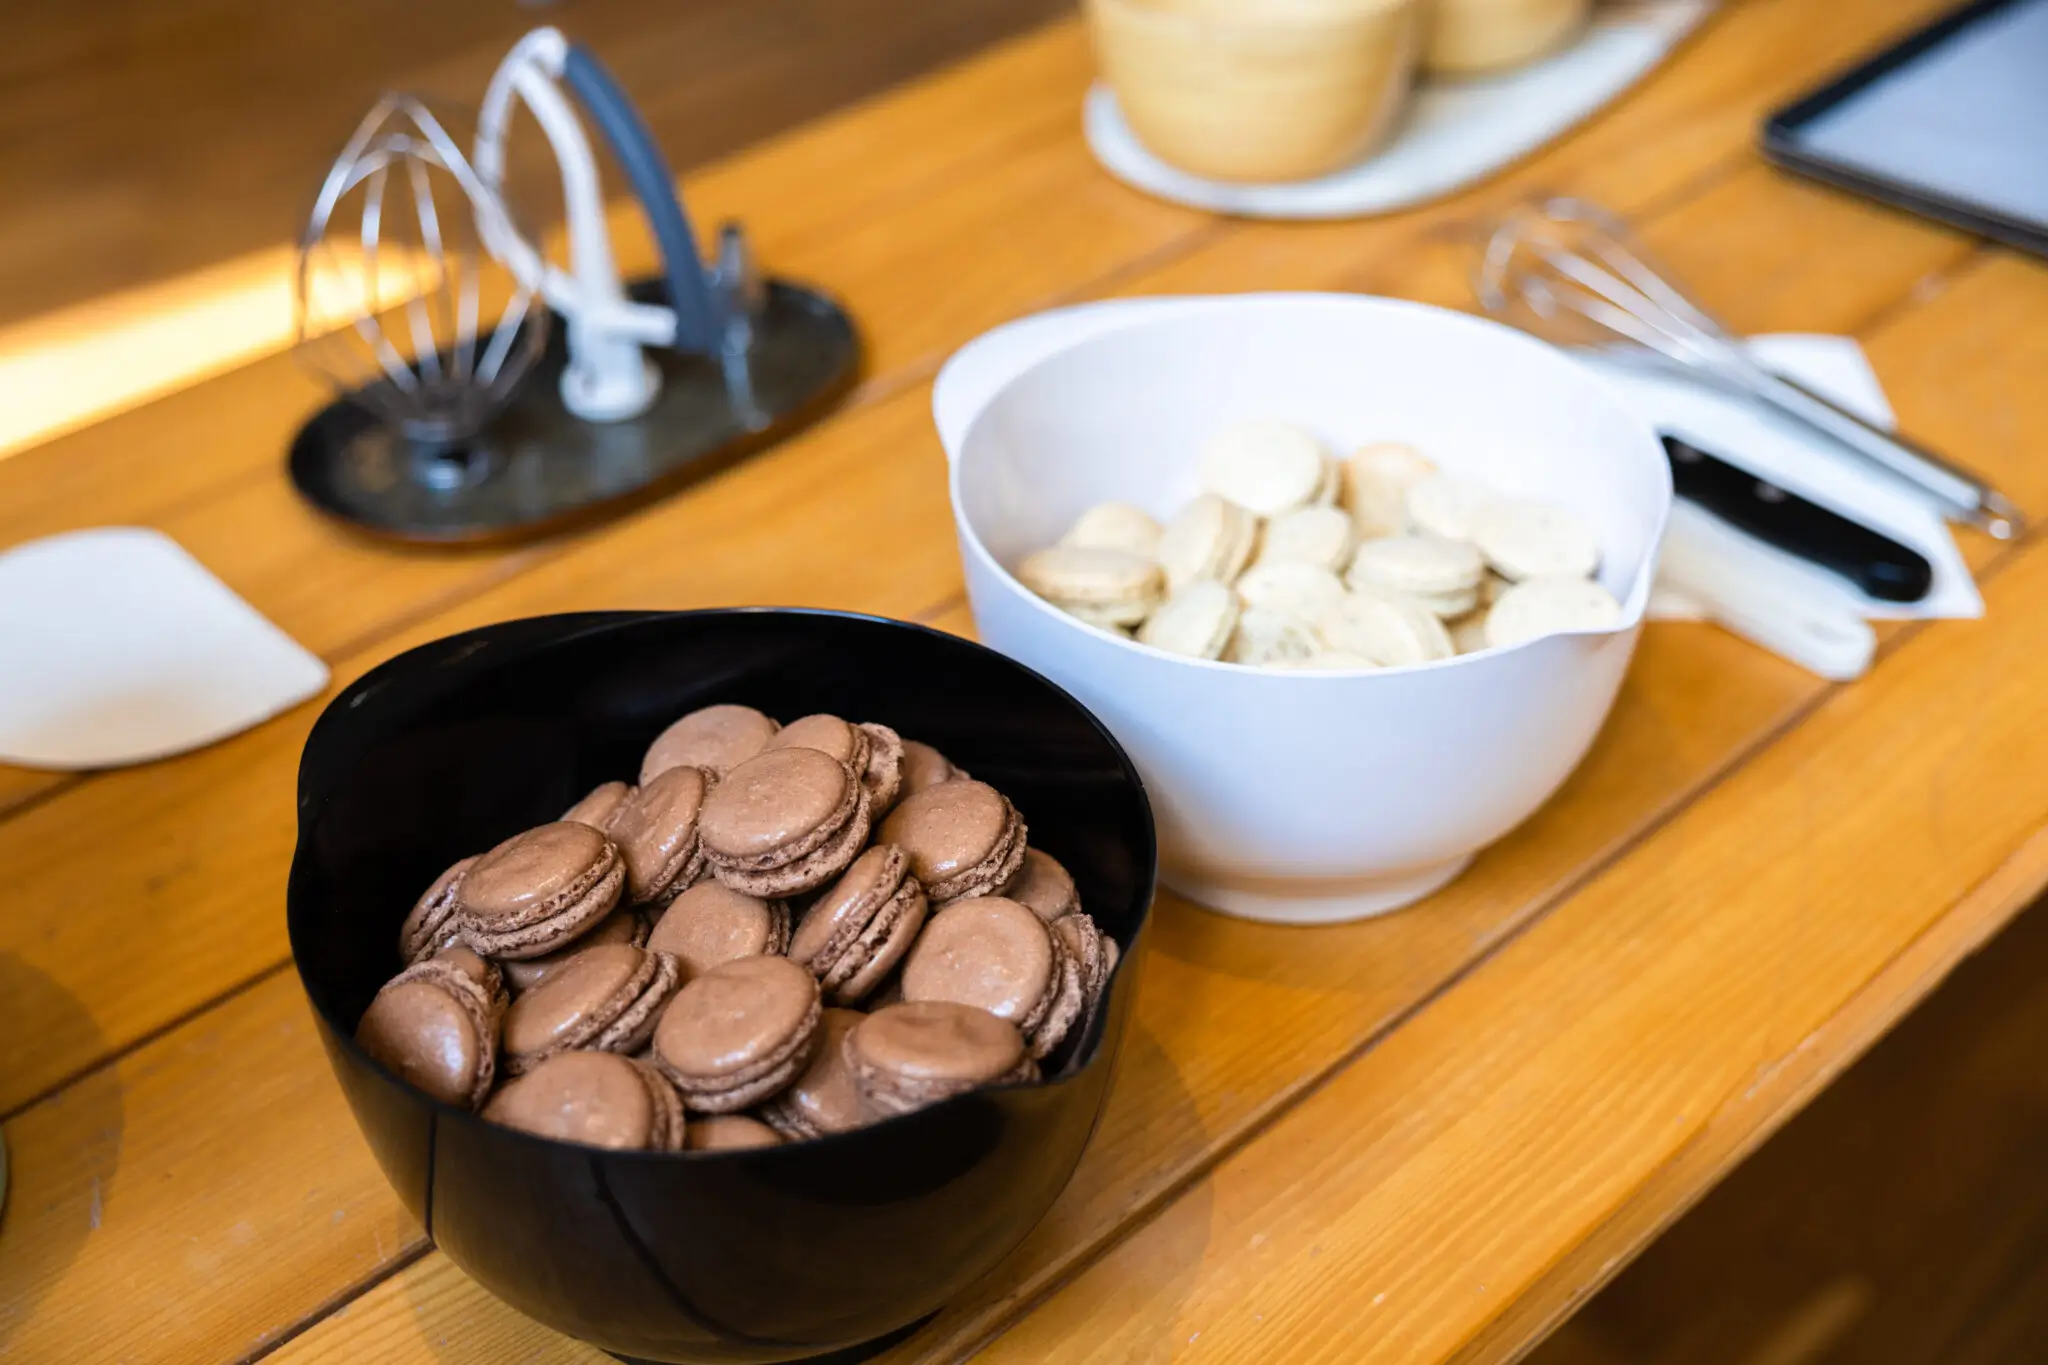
[1063,604,1141,634]
[1225,607,1322,667]
[1404,473,1498,542]
[1255,505,1355,573]
[1470,500,1602,581]
[1273,648,1380,671]
[1060,502,1164,559]
[1317,591,1455,667]
[1017,545,1163,626]
[1202,421,1333,517]
[1449,610,1493,655]
[1157,493,1259,591]
[1346,534,1485,619]
[1138,580,1240,660]
[1235,560,1348,622]
[1484,575,1624,648]
[1341,441,1436,539]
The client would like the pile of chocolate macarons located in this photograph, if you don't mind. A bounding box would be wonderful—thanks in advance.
[354,704,1120,1153]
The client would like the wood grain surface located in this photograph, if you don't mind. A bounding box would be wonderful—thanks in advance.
[1526,869,2048,1365]
[1,1,2036,1363]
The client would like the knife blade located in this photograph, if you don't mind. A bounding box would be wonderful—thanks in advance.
[1662,433,1933,603]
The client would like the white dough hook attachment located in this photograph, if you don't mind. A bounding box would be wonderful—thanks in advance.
[474,27,733,423]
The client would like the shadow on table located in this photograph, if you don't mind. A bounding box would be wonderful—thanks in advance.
[1143,886,1466,999]
[0,952,124,1354]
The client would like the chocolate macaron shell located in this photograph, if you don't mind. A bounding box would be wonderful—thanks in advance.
[685,1114,784,1151]
[1051,912,1110,1009]
[429,945,508,1014]
[400,855,476,963]
[788,846,903,973]
[726,784,871,898]
[701,748,872,898]
[357,973,496,1111]
[647,881,790,979]
[945,812,1027,906]
[1002,848,1080,923]
[700,748,854,861]
[482,1050,660,1150]
[500,942,659,1074]
[765,714,871,774]
[561,780,635,833]
[594,949,682,1054]
[631,1055,689,1152]
[897,740,965,798]
[826,885,926,1005]
[610,765,714,905]
[877,780,1027,903]
[844,1001,1030,1119]
[858,722,905,813]
[396,954,507,1060]
[460,823,625,959]
[501,909,648,994]
[1028,927,1084,1062]
[899,896,1058,1037]
[652,955,822,1113]
[806,852,927,1005]
[759,1008,868,1140]
[641,704,780,783]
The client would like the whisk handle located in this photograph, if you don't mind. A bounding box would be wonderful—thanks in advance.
[1752,369,2024,540]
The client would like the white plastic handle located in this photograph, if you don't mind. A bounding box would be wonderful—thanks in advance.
[1658,513,1875,680]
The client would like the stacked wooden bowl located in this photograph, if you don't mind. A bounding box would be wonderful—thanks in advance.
[1087,0,1592,183]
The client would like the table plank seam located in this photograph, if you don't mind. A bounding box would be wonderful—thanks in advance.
[234,1241,436,1365]
[1458,812,2048,1365]
[1838,242,1992,338]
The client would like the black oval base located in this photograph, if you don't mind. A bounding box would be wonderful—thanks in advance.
[288,280,858,544]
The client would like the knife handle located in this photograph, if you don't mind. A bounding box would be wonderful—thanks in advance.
[1662,435,1934,603]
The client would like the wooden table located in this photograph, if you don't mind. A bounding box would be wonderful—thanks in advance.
[6,3,2048,1361]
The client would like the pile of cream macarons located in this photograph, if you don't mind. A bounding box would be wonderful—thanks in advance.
[1016,420,1623,668]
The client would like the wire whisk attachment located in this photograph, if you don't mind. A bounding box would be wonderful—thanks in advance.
[1476,196,2021,540]
[296,95,548,455]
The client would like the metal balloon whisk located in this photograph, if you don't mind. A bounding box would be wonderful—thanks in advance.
[296,96,547,455]
[1475,196,2021,540]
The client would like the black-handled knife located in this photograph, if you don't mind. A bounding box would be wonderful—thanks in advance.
[1662,434,1933,603]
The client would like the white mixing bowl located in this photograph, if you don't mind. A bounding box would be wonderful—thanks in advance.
[935,294,1670,923]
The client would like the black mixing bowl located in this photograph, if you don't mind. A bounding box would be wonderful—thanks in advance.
[287,609,1156,1364]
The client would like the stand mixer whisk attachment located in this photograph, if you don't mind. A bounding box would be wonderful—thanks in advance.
[1475,196,2021,540]
[285,26,858,543]
[296,97,547,460]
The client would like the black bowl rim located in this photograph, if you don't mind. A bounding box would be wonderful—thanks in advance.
[287,605,1158,1164]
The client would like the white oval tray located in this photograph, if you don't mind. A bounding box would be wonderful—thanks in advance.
[1085,0,1714,219]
